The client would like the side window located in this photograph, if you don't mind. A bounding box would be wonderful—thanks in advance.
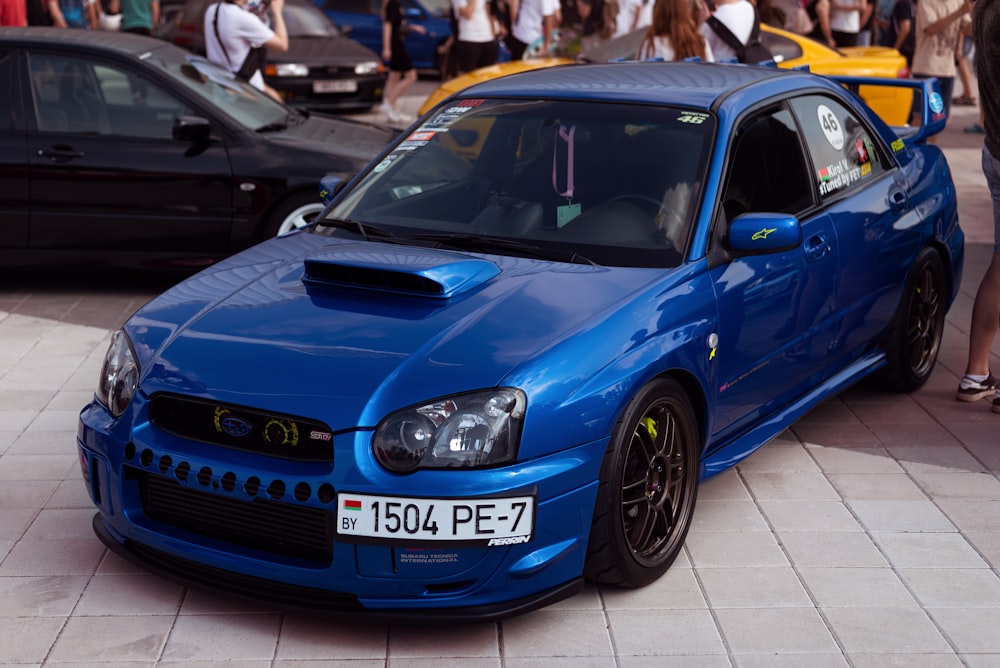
[721,107,813,223]
[789,95,889,201]
[28,53,191,138]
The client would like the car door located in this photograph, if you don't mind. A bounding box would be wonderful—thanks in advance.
[0,48,28,248]
[25,48,234,255]
[787,94,912,361]
[709,104,841,444]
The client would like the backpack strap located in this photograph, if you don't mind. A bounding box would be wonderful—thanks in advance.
[706,4,760,62]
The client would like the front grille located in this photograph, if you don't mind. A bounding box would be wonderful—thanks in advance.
[149,394,334,462]
[139,470,333,562]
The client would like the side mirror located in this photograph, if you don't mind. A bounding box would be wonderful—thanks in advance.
[727,212,802,254]
[172,115,212,142]
[319,175,346,205]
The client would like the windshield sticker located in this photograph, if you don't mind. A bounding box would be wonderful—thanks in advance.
[419,102,481,132]
[394,141,428,152]
[818,157,864,196]
[372,154,400,173]
[817,104,844,150]
[407,131,437,142]
[677,111,709,125]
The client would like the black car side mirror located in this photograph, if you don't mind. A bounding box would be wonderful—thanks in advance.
[173,115,212,142]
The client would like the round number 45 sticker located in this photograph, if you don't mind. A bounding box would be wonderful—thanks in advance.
[817,104,844,150]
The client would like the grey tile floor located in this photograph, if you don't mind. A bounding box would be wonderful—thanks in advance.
[0,97,998,666]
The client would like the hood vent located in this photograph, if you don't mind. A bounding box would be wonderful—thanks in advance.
[303,245,501,299]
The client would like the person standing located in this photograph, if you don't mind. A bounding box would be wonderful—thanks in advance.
[700,0,755,62]
[381,0,424,122]
[637,0,714,60]
[48,0,97,27]
[451,0,499,75]
[204,0,288,101]
[828,0,871,46]
[956,0,1000,413]
[109,0,158,34]
[880,0,914,66]
[911,0,973,123]
[0,0,27,26]
[508,0,560,59]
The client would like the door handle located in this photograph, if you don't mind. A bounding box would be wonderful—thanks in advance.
[37,146,84,160]
[804,233,830,261]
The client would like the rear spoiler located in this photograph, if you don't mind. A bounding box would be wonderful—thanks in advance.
[827,74,947,144]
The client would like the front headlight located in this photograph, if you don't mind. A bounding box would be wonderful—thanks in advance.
[96,330,139,418]
[373,388,526,473]
[265,63,309,77]
[354,61,381,76]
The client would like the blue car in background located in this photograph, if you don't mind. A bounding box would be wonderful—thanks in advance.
[80,62,963,620]
[317,0,452,73]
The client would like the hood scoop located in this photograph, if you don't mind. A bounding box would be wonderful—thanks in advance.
[303,244,501,299]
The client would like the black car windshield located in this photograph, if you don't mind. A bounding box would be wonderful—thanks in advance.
[317,98,715,268]
[146,47,288,129]
[284,2,340,37]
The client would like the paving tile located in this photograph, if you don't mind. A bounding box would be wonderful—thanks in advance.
[0,537,105,576]
[735,443,820,472]
[822,608,952,653]
[685,531,789,568]
[757,500,862,532]
[849,654,964,667]
[510,658,616,668]
[964,531,1000,569]
[806,445,902,474]
[778,532,888,568]
[0,574,89,616]
[47,615,175,663]
[714,607,838,654]
[275,616,387,660]
[160,613,282,662]
[797,567,918,608]
[607,609,724,655]
[389,623,499,658]
[697,468,751,501]
[827,473,929,501]
[928,608,1000,653]
[0,616,66,664]
[619,656,730,668]
[74,574,186,616]
[501,610,614,657]
[908,471,1000,499]
[872,532,989,569]
[740,471,841,501]
[734,654,849,668]
[698,566,812,608]
[897,568,1000,607]
[690,499,769,532]
[847,500,957,532]
[600,565,706,610]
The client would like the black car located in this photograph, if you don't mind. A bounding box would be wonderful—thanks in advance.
[160,0,386,111]
[0,28,396,271]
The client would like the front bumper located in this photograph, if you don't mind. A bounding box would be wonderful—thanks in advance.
[78,398,606,620]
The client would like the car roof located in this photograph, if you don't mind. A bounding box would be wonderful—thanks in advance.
[458,61,820,111]
[0,26,174,57]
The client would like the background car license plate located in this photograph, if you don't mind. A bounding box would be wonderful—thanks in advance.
[313,79,358,93]
[337,492,534,545]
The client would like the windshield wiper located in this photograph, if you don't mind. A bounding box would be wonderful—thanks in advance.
[255,112,293,132]
[314,218,395,240]
[403,233,597,265]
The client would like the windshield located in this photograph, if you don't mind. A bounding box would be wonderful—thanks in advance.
[318,98,714,268]
[146,47,288,129]
[284,2,340,37]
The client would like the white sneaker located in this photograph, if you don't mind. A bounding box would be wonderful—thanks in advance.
[378,101,394,117]
[386,108,412,124]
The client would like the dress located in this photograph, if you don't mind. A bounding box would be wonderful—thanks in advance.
[700,0,755,62]
[384,0,413,72]
[204,1,274,90]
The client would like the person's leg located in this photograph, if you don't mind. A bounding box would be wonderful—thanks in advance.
[382,70,402,113]
[958,145,1000,404]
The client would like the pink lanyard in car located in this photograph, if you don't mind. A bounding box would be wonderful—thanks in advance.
[552,125,575,200]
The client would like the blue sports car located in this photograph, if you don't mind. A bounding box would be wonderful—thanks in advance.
[80,62,963,620]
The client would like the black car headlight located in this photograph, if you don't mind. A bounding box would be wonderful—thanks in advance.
[355,61,380,76]
[373,389,526,473]
[266,63,309,77]
[96,330,139,418]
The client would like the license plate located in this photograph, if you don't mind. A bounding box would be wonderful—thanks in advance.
[313,79,358,94]
[336,492,535,546]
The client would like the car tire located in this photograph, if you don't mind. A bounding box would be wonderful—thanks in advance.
[264,193,326,238]
[872,247,946,392]
[584,376,700,588]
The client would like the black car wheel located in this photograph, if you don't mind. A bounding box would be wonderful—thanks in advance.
[584,377,700,587]
[874,247,946,392]
[265,193,326,238]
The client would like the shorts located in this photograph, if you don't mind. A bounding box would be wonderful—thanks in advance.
[983,144,1000,253]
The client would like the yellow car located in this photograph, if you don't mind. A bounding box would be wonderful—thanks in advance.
[419,25,911,125]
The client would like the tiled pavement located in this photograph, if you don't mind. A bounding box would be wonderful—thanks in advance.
[1,98,998,666]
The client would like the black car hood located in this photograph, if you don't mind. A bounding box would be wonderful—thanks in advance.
[275,34,380,66]
[265,113,398,162]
